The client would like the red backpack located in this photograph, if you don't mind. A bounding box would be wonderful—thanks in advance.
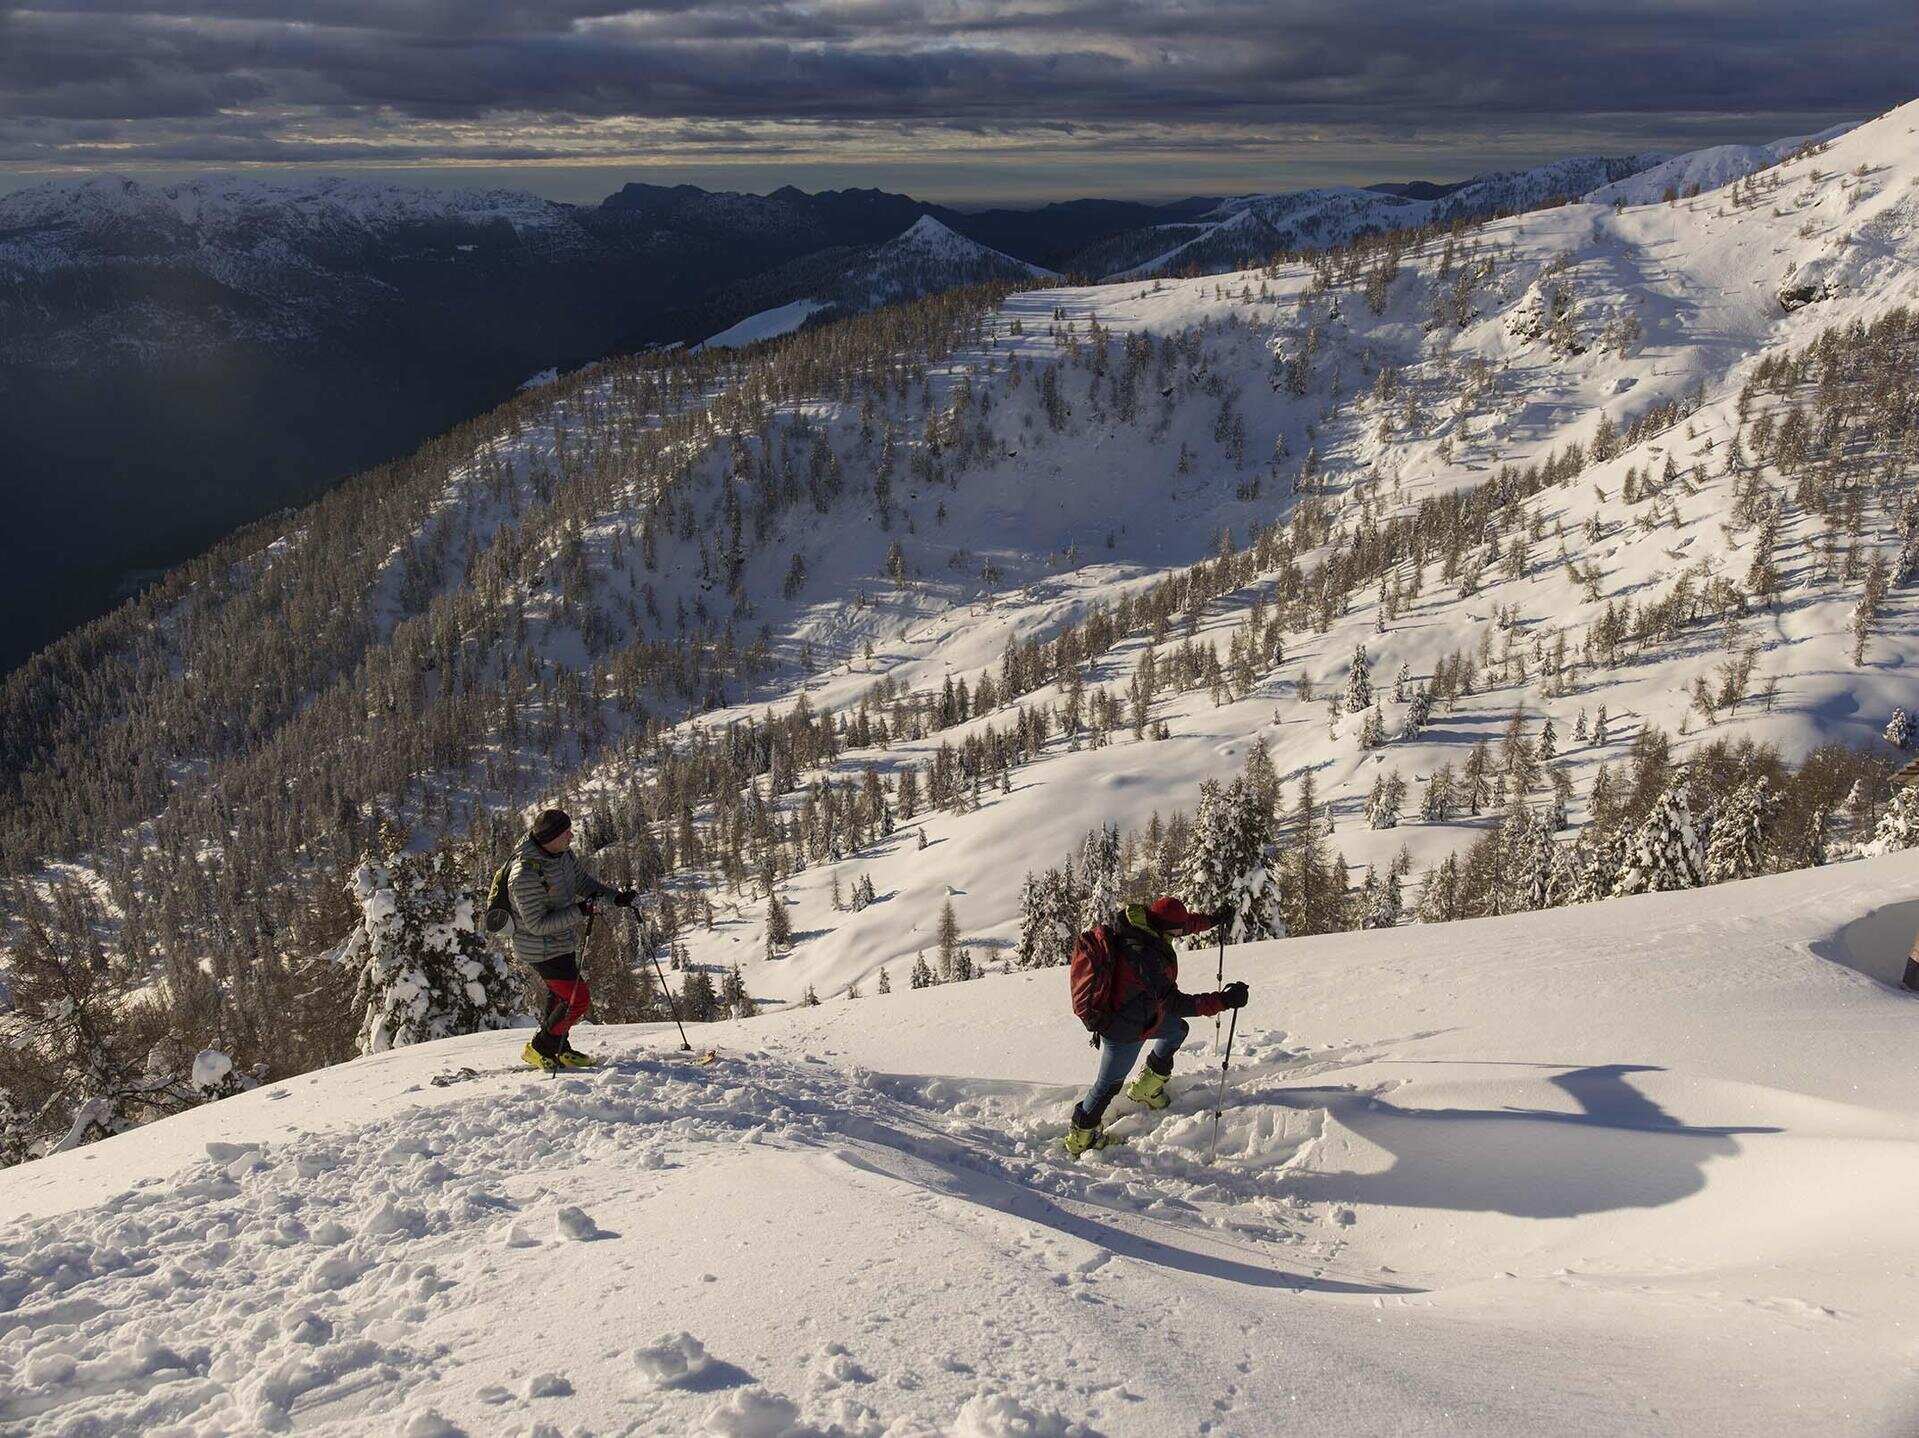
[1069,924,1123,1033]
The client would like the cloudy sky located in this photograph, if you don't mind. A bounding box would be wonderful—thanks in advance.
[0,0,1911,204]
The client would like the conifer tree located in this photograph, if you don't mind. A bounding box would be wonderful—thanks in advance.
[1613,782,1706,895]
[1704,777,1774,883]
[910,951,935,989]
[765,890,793,958]
[1359,702,1386,749]
[1886,708,1913,752]
[876,967,892,995]
[1863,784,1919,855]
[1461,741,1493,816]
[1415,853,1464,923]
[680,967,720,1021]
[1242,738,1282,818]
[1358,866,1402,929]
[1079,822,1123,927]
[1422,763,1457,821]
[1280,773,1342,936]
[721,963,756,1020]
[936,899,962,982]
[1345,644,1374,713]
[1366,769,1407,829]
[350,844,518,1054]
[1186,780,1236,916]
[1401,684,1432,739]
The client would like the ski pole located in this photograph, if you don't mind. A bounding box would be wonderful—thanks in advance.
[1207,1004,1240,1167]
[1212,920,1227,1055]
[634,909,693,1051]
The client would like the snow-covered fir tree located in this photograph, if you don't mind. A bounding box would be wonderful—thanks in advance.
[1186,780,1237,916]
[1569,829,1630,904]
[1358,865,1403,929]
[1704,777,1774,883]
[349,843,519,1055]
[1862,782,1919,855]
[1366,769,1407,829]
[1017,863,1082,968]
[1613,782,1707,895]
[1886,707,1913,751]
[765,889,794,958]
[1227,860,1286,943]
[1345,643,1374,713]
[1079,822,1123,927]
[1359,702,1387,749]
[1401,683,1432,739]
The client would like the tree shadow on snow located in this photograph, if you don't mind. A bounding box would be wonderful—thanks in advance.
[1272,1063,1780,1219]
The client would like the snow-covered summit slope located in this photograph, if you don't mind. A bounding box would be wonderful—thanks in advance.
[1092,150,1670,279]
[4,855,1916,1435]
[860,214,1057,299]
[1585,120,1861,207]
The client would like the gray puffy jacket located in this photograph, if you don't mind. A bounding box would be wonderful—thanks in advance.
[506,835,614,966]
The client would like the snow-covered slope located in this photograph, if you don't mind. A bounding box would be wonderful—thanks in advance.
[690,216,1055,349]
[697,297,836,351]
[1585,120,1861,207]
[866,215,1055,294]
[615,96,1919,1009]
[1092,152,1669,278]
[4,855,1916,1435]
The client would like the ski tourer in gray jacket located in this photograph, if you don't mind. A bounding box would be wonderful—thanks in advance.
[507,834,616,966]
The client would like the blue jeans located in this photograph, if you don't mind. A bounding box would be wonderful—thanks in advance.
[1077,1016,1189,1126]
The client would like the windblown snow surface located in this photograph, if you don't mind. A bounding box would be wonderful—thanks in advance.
[3,855,1918,1436]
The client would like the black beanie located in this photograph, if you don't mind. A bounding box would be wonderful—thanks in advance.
[530,808,572,845]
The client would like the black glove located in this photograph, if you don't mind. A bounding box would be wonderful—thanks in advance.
[1211,903,1236,934]
[1220,981,1249,1010]
[614,889,639,908]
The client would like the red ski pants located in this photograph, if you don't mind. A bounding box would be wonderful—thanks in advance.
[532,953,591,1037]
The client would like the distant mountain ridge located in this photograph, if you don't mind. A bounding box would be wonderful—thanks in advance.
[0,124,1849,672]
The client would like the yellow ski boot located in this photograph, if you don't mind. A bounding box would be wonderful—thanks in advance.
[521,1041,558,1072]
[1063,1119,1118,1158]
[1125,1064,1171,1110]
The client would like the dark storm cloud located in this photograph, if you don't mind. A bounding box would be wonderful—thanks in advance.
[0,0,1911,159]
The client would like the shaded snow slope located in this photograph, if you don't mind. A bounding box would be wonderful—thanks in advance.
[4,856,1917,1435]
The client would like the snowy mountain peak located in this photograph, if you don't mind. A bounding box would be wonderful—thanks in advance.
[880,212,1055,278]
